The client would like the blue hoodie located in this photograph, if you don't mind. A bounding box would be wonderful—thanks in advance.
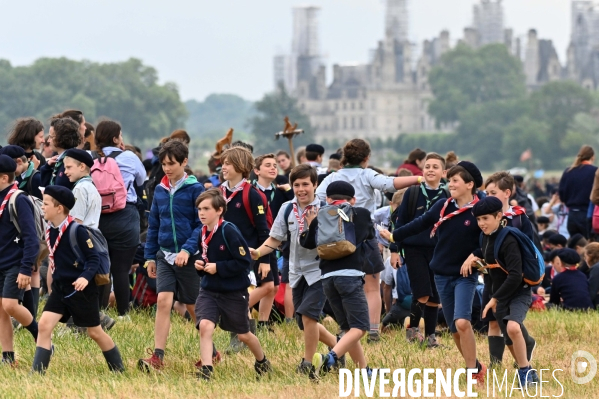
[145,175,204,260]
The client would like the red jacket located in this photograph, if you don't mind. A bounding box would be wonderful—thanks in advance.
[395,163,422,176]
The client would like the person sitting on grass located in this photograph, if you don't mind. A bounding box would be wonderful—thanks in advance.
[194,189,271,380]
[548,249,593,311]
[33,185,124,374]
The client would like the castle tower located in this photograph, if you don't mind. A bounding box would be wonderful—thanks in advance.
[473,0,504,45]
[385,0,409,43]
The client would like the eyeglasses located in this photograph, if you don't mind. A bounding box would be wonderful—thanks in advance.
[48,135,56,140]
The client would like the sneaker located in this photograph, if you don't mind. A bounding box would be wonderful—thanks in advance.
[11,318,22,331]
[138,349,164,372]
[406,327,424,344]
[194,350,222,368]
[254,358,272,377]
[100,313,117,331]
[472,362,487,387]
[367,331,381,343]
[117,315,131,323]
[328,335,346,368]
[312,353,336,378]
[518,367,539,388]
[196,365,213,381]
[426,334,440,348]
[0,358,18,368]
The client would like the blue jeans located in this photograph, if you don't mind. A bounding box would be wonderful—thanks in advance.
[434,274,478,333]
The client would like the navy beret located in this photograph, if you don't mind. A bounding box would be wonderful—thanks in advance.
[326,181,355,198]
[555,248,580,266]
[0,145,26,159]
[457,161,483,188]
[567,233,586,249]
[64,148,94,168]
[306,144,325,155]
[536,216,550,224]
[329,153,341,160]
[472,196,503,217]
[44,185,76,210]
[0,154,17,173]
[548,234,567,247]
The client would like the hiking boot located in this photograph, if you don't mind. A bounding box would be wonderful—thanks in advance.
[254,358,272,377]
[137,349,164,372]
[406,327,424,344]
[367,331,381,343]
[197,365,213,381]
[472,362,487,387]
[100,313,116,331]
[426,334,440,348]
[312,353,336,378]
[225,332,246,354]
[518,367,539,388]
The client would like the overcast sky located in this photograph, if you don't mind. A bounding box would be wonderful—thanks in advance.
[0,0,573,101]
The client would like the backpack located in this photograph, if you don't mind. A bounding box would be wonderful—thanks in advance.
[479,226,545,286]
[90,151,127,214]
[315,202,357,260]
[132,274,158,308]
[68,223,111,285]
[220,221,242,252]
[241,183,273,228]
[592,204,599,234]
[8,190,49,269]
[407,184,449,221]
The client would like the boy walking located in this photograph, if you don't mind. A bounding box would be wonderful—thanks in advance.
[300,181,374,377]
[140,140,204,371]
[194,189,271,380]
[64,149,102,229]
[250,164,337,377]
[0,155,40,366]
[462,196,538,387]
[33,185,124,373]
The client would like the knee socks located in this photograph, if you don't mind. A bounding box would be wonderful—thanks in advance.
[423,305,438,336]
[409,300,423,329]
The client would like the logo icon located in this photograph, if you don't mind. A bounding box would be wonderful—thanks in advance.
[571,350,597,384]
[464,220,471,226]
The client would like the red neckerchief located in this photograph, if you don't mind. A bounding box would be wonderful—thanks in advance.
[503,206,526,218]
[220,180,247,204]
[201,218,224,263]
[581,160,592,165]
[0,183,18,219]
[45,215,74,274]
[329,200,349,206]
[564,266,579,271]
[430,196,479,238]
[293,203,313,233]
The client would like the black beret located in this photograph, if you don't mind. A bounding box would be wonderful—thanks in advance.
[548,234,567,247]
[0,154,17,173]
[472,196,503,217]
[64,149,94,168]
[536,216,550,224]
[457,161,483,188]
[555,248,580,266]
[329,153,341,160]
[547,249,560,262]
[326,181,355,198]
[541,230,558,240]
[44,185,76,210]
[513,175,524,184]
[0,145,26,159]
[567,233,586,249]
[306,144,325,155]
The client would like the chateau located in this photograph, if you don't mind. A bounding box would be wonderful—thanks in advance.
[274,1,599,142]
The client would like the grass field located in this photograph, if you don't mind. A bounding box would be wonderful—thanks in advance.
[2,308,598,399]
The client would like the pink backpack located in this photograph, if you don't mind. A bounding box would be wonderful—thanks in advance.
[593,205,599,234]
[91,151,127,214]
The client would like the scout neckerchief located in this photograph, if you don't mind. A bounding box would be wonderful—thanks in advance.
[421,182,445,211]
[252,179,275,204]
[220,179,247,204]
[50,153,66,185]
[503,206,526,218]
[293,203,313,234]
[19,162,35,190]
[430,196,479,238]
[330,200,350,206]
[201,218,224,263]
[46,215,74,274]
[0,183,18,218]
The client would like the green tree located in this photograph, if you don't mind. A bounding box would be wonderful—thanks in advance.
[561,113,599,155]
[248,85,315,155]
[428,44,526,126]
[185,94,254,139]
[0,57,187,143]
[501,116,552,168]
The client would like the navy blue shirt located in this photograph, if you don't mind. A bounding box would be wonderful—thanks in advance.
[549,269,593,310]
[40,155,74,190]
[48,222,101,283]
[0,185,39,275]
[197,222,252,293]
[16,163,43,200]
[559,164,598,209]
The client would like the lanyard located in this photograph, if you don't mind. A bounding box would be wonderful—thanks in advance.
[221,180,246,204]
[420,183,445,211]
[50,158,63,185]
[201,218,224,263]
[46,216,74,273]
[0,183,18,218]
[430,196,479,238]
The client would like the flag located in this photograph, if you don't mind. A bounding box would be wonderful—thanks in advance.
[520,149,532,162]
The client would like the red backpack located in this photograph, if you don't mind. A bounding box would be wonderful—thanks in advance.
[91,152,127,214]
[132,274,158,308]
[241,183,273,228]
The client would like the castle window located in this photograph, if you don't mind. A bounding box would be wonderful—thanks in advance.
[351,117,355,129]
[343,103,347,110]
[343,117,347,129]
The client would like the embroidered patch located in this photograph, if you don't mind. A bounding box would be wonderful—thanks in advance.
[464,220,471,226]
[86,239,94,248]
[236,202,242,208]
[239,247,246,256]
[220,245,225,251]
[258,205,265,214]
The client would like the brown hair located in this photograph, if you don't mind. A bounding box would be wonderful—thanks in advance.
[341,139,371,166]
[276,150,290,159]
[585,242,599,266]
[159,140,189,164]
[95,120,122,155]
[445,151,458,170]
[391,189,407,205]
[53,118,81,150]
[290,164,318,185]
[404,148,426,165]
[83,122,96,151]
[396,168,414,177]
[0,171,16,183]
[254,153,277,170]
[221,146,254,178]
[328,159,341,171]
[161,129,191,145]
[60,109,84,125]
[7,118,44,151]
[296,147,306,164]
[447,165,477,194]
[195,188,227,215]
[125,145,143,161]
[568,145,594,171]
[485,171,514,193]
[424,152,446,169]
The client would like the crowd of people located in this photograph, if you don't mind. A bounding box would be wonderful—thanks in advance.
[1,111,598,388]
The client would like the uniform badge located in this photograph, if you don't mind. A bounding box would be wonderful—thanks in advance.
[86,239,94,248]
[220,245,225,251]
[464,220,471,226]
[258,205,265,215]
[239,247,246,256]
[236,202,242,208]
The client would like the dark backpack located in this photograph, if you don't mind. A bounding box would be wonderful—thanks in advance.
[68,223,111,285]
[479,226,545,286]
[407,184,449,221]
[241,183,273,229]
